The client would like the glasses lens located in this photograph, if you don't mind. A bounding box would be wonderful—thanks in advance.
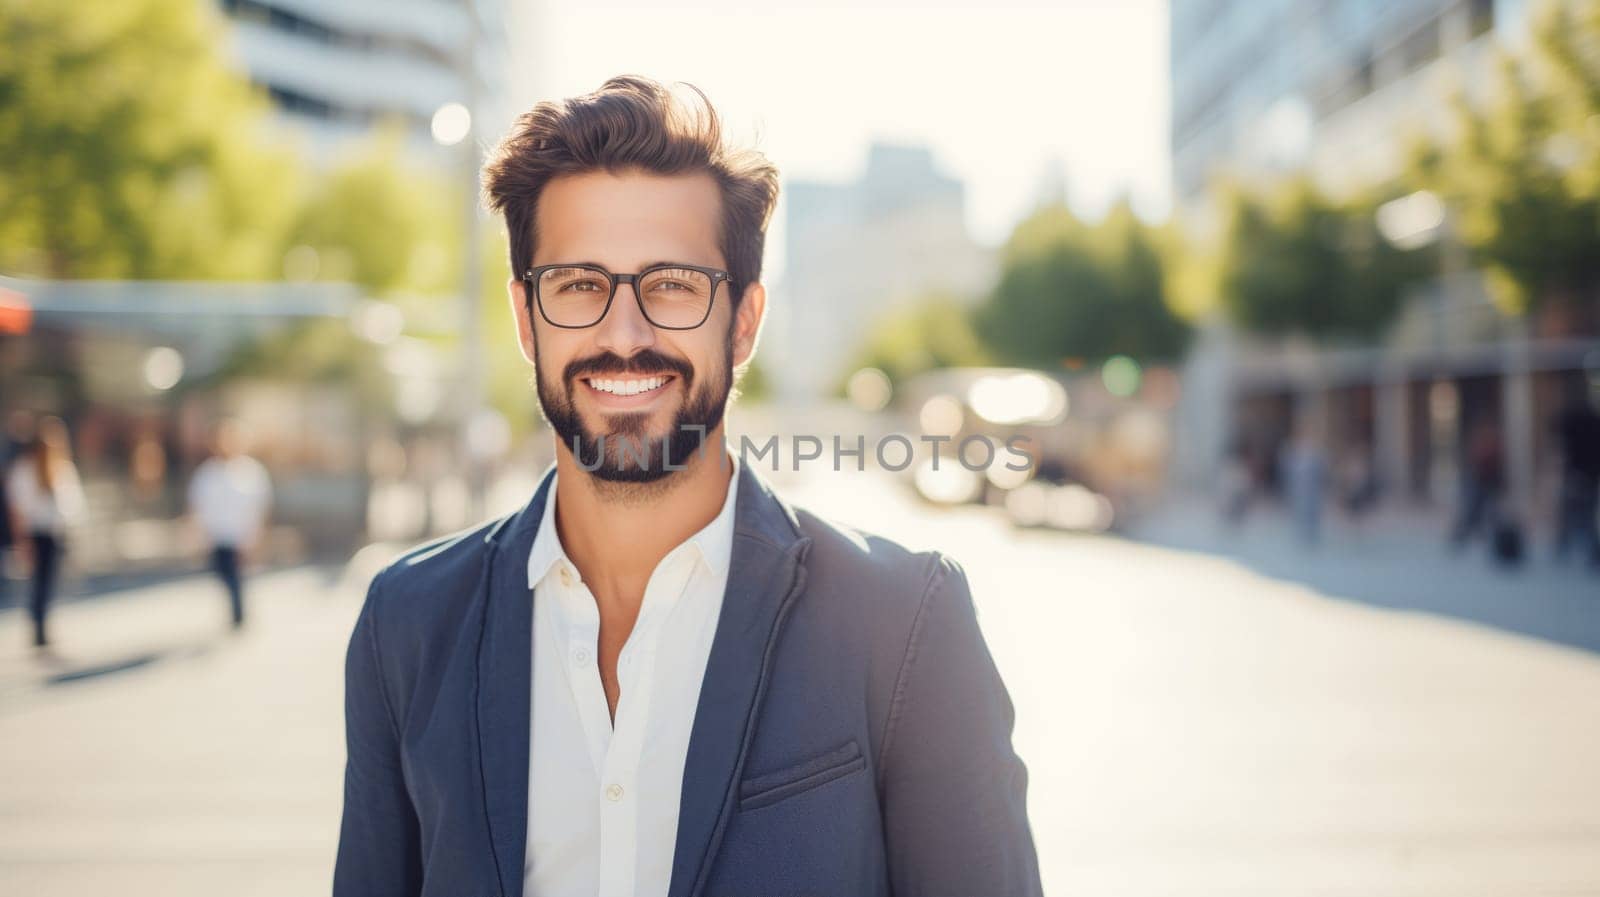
[638,267,714,328]
[537,266,612,326]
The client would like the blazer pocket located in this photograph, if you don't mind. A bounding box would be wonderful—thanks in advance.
[738,739,866,811]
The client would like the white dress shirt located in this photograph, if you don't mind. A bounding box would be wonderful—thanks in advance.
[524,451,739,897]
[6,457,85,535]
[187,455,272,547]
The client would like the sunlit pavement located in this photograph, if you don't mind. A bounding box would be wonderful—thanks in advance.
[786,467,1600,896]
[0,566,359,896]
[1,468,1598,895]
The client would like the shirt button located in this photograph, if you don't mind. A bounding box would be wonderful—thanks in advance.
[572,647,589,665]
[559,565,574,587]
[604,783,624,802]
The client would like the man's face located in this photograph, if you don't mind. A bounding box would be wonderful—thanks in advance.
[510,169,765,483]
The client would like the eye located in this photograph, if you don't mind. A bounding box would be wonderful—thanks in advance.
[643,268,711,298]
[541,269,609,294]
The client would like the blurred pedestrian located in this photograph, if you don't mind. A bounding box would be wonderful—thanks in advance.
[1450,417,1506,551]
[1552,384,1600,569]
[1280,424,1328,546]
[0,411,36,597]
[6,416,84,649]
[1219,437,1259,525]
[1338,443,1381,520]
[187,421,272,631]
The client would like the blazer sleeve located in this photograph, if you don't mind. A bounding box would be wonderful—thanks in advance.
[879,554,1044,897]
[333,569,424,896]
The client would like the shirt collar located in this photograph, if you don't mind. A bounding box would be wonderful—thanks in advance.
[525,447,741,589]
[526,462,568,590]
[690,448,740,579]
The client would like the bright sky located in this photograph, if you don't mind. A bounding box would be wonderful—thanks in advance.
[501,0,1170,275]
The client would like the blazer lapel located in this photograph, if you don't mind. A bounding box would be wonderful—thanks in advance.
[476,467,554,897]
[667,464,813,897]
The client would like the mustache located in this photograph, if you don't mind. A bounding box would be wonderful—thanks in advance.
[563,349,695,386]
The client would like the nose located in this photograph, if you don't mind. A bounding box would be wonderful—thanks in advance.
[592,280,656,359]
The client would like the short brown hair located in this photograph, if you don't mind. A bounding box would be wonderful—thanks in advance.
[482,75,780,306]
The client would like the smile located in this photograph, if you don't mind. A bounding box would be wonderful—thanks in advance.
[582,374,674,397]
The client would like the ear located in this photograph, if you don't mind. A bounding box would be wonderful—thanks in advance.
[508,276,536,365]
[730,280,766,370]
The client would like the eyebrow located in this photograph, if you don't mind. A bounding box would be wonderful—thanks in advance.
[566,260,706,271]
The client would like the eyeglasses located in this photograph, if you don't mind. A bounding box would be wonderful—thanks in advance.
[523,262,733,330]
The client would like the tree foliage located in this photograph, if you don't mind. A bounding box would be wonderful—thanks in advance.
[851,294,989,388]
[975,200,1189,368]
[1409,1,1600,313]
[0,0,300,278]
[1213,180,1432,339]
[0,0,461,297]
[285,136,458,297]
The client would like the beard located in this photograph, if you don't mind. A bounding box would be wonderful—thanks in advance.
[534,335,733,485]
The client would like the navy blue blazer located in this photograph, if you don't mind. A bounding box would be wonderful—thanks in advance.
[334,463,1043,897]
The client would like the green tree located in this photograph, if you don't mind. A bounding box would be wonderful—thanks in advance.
[0,0,299,278]
[1411,1,1600,313]
[851,294,990,388]
[1213,180,1430,339]
[975,200,1189,369]
[284,135,457,297]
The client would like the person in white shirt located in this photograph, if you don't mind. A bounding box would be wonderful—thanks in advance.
[186,421,271,630]
[6,416,84,649]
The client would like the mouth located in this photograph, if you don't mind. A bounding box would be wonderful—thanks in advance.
[579,373,678,408]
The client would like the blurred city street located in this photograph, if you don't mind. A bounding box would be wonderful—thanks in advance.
[4,0,1600,894]
[0,565,356,896]
[2,468,1597,896]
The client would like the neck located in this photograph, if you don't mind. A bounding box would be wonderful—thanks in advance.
[550,426,735,600]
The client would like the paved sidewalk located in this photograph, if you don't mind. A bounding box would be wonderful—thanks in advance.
[0,566,362,896]
[0,473,1597,895]
[795,469,1600,895]
[1129,497,1600,654]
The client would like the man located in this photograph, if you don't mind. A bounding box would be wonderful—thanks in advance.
[334,76,1042,897]
[187,420,271,630]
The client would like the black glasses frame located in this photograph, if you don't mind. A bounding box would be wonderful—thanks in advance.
[522,262,733,330]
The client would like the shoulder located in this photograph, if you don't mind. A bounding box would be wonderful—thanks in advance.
[368,511,505,594]
[364,515,508,617]
[788,502,972,625]
[244,457,271,491]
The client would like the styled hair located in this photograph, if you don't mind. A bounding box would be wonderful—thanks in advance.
[481,75,780,306]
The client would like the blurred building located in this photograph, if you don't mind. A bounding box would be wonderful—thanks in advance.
[1168,0,1598,533]
[0,275,390,571]
[772,143,994,401]
[212,0,507,163]
[1170,0,1508,207]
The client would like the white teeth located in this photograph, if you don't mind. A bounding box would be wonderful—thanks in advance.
[590,376,666,396]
